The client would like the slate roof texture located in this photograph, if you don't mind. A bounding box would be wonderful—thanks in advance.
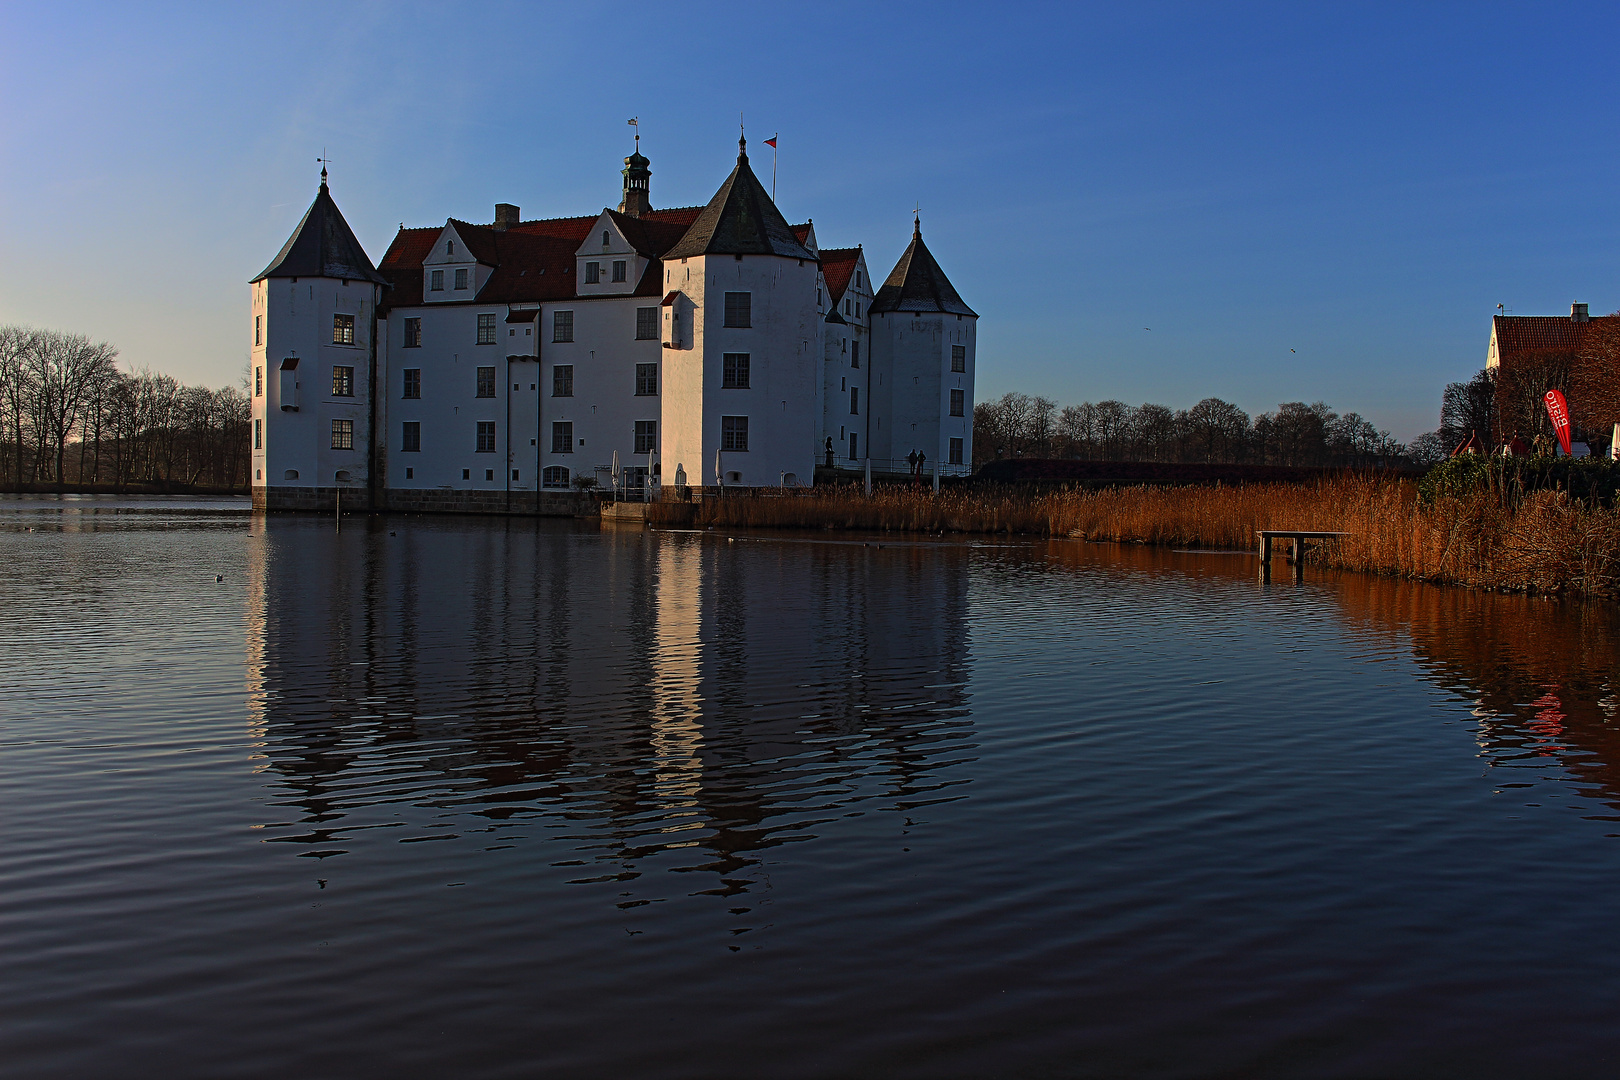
[870,222,975,317]
[663,141,814,261]
[252,180,388,285]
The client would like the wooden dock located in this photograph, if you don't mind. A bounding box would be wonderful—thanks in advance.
[1257,530,1349,580]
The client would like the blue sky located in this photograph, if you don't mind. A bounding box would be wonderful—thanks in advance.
[3,2,1617,441]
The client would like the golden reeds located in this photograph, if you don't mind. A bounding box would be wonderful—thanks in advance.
[650,477,1620,596]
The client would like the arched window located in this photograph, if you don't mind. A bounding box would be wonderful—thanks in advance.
[542,466,570,489]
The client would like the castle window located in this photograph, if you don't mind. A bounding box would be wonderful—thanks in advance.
[635,420,657,454]
[552,422,573,454]
[612,260,627,283]
[636,363,657,396]
[404,317,421,347]
[333,314,355,345]
[724,292,751,328]
[856,303,861,319]
[950,388,965,417]
[254,314,261,346]
[254,366,262,396]
[554,310,574,342]
[454,268,469,290]
[477,313,496,344]
[402,422,420,452]
[553,365,573,397]
[330,419,353,450]
[721,415,748,451]
[602,231,610,247]
[403,368,421,398]
[850,386,859,415]
[844,299,851,317]
[851,342,860,369]
[722,353,750,389]
[476,366,496,398]
[585,262,601,284]
[477,421,496,452]
[636,307,658,340]
[463,469,470,480]
[448,241,454,257]
[950,438,963,465]
[405,468,413,480]
[331,366,355,397]
[430,270,444,291]
[856,270,863,289]
[486,469,494,481]
[542,466,570,488]
[952,345,966,373]
[253,419,262,449]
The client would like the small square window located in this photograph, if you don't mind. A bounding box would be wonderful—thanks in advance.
[636,307,658,340]
[477,421,496,452]
[635,363,658,396]
[405,467,414,480]
[331,366,354,397]
[455,267,469,290]
[330,418,354,450]
[724,292,751,328]
[486,468,494,481]
[554,310,574,342]
[463,469,471,480]
[404,317,421,347]
[430,269,444,291]
[476,366,496,398]
[477,313,496,344]
[333,313,355,345]
[722,353,750,389]
[951,344,966,372]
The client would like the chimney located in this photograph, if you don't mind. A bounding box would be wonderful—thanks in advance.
[494,203,520,231]
[1573,302,1590,323]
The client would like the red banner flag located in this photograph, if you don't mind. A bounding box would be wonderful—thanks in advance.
[764,137,777,148]
[1543,389,1573,455]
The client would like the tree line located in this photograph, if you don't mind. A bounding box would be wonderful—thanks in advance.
[972,392,1412,469]
[0,326,249,491]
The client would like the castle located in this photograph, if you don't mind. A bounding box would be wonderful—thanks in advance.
[249,137,977,512]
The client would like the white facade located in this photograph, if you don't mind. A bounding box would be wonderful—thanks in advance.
[252,145,977,509]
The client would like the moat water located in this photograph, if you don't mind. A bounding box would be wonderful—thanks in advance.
[5,495,1620,1077]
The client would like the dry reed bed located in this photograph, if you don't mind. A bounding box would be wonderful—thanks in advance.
[649,478,1620,596]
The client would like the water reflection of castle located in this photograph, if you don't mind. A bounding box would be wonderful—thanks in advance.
[243,518,974,888]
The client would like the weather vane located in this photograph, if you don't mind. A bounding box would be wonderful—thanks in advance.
[627,117,639,152]
[316,150,334,185]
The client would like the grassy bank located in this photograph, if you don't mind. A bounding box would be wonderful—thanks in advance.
[649,477,1620,596]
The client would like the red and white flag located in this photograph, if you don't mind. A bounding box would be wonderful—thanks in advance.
[1543,389,1573,455]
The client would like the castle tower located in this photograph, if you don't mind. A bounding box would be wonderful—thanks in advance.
[249,168,387,510]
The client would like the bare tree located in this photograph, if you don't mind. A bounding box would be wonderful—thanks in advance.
[24,331,119,487]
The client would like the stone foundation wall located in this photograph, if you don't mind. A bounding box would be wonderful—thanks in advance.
[252,485,597,517]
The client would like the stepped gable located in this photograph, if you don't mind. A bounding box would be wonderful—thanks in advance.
[378,206,706,307]
[252,174,387,285]
[820,247,861,304]
[663,138,814,261]
[871,218,975,317]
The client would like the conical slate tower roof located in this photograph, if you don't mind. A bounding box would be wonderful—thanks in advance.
[870,219,975,317]
[663,138,813,261]
[252,173,387,284]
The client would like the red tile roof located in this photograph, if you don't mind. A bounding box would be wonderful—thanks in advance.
[1492,315,1589,356]
[820,247,860,304]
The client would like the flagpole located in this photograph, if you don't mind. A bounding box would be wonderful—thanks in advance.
[771,134,778,201]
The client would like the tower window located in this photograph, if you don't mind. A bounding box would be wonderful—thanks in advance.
[952,344,966,372]
[635,420,657,454]
[722,353,750,388]
[477,313,496,344]
[724,292,751,328]
[331,366,355,397]
[950,388,965,417]
[402,422,420,452]
[636,363,658,396]
[950,438,964,465]
[454,268,469,290]
[612,260,627,283]
[585,262,601,284]
[430,269,444,291]
[254,366,262,396]
[850,386,859,415]
[404,317,421,347]
[476,421,496,452]
[554,310,574,342]
[553,365,574,397]
[253,419,262,449]
[851,341,860,369]
[636,307,658,340]
[721,415,749,451]
[844,299,851,317]
[330,418,354,450]
[476,366,496,398]
[255,314,261,346]
[333,314,355,345]
[856,270,863,288]
[403,368,421,398]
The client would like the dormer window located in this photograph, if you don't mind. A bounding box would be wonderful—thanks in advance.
[431,270,444,291]
[585,262,601,284]
[455,268,468,290]
[612,260,626,283]
[602,231,610,247]
[448,241,454,257]
[856,270,863,289]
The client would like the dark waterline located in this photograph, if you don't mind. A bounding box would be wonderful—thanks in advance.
[3,499,1620,1078]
